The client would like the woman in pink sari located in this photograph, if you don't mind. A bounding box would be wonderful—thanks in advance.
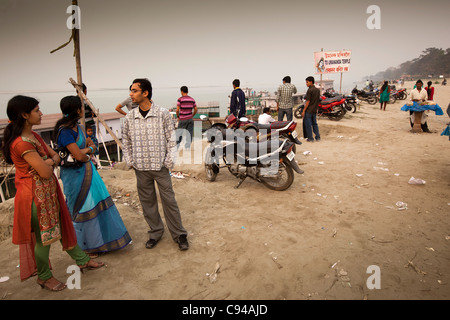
[2,95,104,291]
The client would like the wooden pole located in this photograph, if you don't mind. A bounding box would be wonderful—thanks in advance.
[339,49,345,94]
[70,78,124,149]
[320,48,323,95]
[72,0,85,128]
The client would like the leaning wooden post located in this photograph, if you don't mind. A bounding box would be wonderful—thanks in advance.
[72,0,85,128]
[70,78,124,149]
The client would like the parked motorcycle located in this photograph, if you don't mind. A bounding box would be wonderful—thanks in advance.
[323,90,358,113]
[388,92,397,104]
[293,95,347,121]
[204,131,303,190]
[200,114,302,151]
[351,86,377,105]
[343,94,359,112]
[396,88,408,100]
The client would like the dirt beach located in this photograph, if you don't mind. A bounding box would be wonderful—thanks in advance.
[1,81,450,300]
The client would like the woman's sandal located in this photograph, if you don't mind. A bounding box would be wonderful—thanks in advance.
[37,276,67,292]
[79,260,105,273]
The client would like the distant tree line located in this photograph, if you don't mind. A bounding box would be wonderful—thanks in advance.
[366,47,450,81]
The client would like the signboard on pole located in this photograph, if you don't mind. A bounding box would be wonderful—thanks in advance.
[314,50,352,74]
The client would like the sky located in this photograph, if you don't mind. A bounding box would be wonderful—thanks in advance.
[1,0,450,93]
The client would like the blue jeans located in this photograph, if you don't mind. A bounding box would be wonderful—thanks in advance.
[176,119,194,149]
[278,108,293,121]
[303,112,320,140]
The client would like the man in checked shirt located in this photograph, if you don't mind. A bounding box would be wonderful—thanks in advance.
[276,76,297,121]
[122,78,189,251]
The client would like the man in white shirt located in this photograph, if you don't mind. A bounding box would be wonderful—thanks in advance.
[410,80,428,102]
[122,78,189,250]
[409,80,430,133]
[258,107,276,125]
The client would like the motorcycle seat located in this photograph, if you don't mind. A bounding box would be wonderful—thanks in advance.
[321,96,342,105]
[233,137,286,160]
[269,121,292,130]
[257,123,271,130]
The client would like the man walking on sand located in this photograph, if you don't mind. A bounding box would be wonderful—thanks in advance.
[122,78,189,251]
[276,76,297,121]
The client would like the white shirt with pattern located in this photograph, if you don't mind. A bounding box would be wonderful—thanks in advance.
[122,103,177,171]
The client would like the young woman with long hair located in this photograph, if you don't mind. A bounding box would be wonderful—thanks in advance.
[54,96,131,257]
[1,95,104,292]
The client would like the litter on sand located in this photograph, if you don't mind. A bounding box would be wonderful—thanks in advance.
[170,171,187,179]
[408,177,426,185]
[396,201,408,211]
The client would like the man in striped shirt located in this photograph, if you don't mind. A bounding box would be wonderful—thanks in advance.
[276,76,297,121]
[176,86,197,149]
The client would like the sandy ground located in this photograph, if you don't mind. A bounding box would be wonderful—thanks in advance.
[1,81,450,301]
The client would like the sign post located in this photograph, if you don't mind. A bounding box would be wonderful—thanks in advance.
[314,50,352,93]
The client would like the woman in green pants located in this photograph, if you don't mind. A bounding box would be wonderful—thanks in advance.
[2,95,104,291]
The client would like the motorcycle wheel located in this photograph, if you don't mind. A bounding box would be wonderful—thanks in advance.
[259,161,294,191]
[294,105,304,119]
[367,96,377,105]
[205,146,218,181]
[327,107,345,121]
[243,126,258,142]
[388,95,396,104]
[344,101,352,112]
[345,102,357,113]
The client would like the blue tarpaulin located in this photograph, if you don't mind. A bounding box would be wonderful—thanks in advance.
[401,101,444,115]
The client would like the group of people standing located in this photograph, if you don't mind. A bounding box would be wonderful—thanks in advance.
[2,78,190,292]
[378,79,436,132]
[258,75,321,142]
[277,76,321,142]
[2,74,358,292]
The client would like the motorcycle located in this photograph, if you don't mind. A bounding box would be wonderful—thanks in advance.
[395,88,408,100]
[388,92,397,104]
[293,95,347,121]
[343,94,359,112]
[323,89,358,113]
[201,114,302,152]
[204,130,303,190]
[351,86,377,105]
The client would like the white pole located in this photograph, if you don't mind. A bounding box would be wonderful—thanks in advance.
[98,131,112,167]
[116,130,121,162]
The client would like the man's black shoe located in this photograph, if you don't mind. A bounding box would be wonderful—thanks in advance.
[177,235,189,251]
[146,238,159,249]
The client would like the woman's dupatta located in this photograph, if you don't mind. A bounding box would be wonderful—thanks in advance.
[18,132,78,281]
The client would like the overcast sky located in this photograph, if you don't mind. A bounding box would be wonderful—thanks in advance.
[1,0,449,92]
